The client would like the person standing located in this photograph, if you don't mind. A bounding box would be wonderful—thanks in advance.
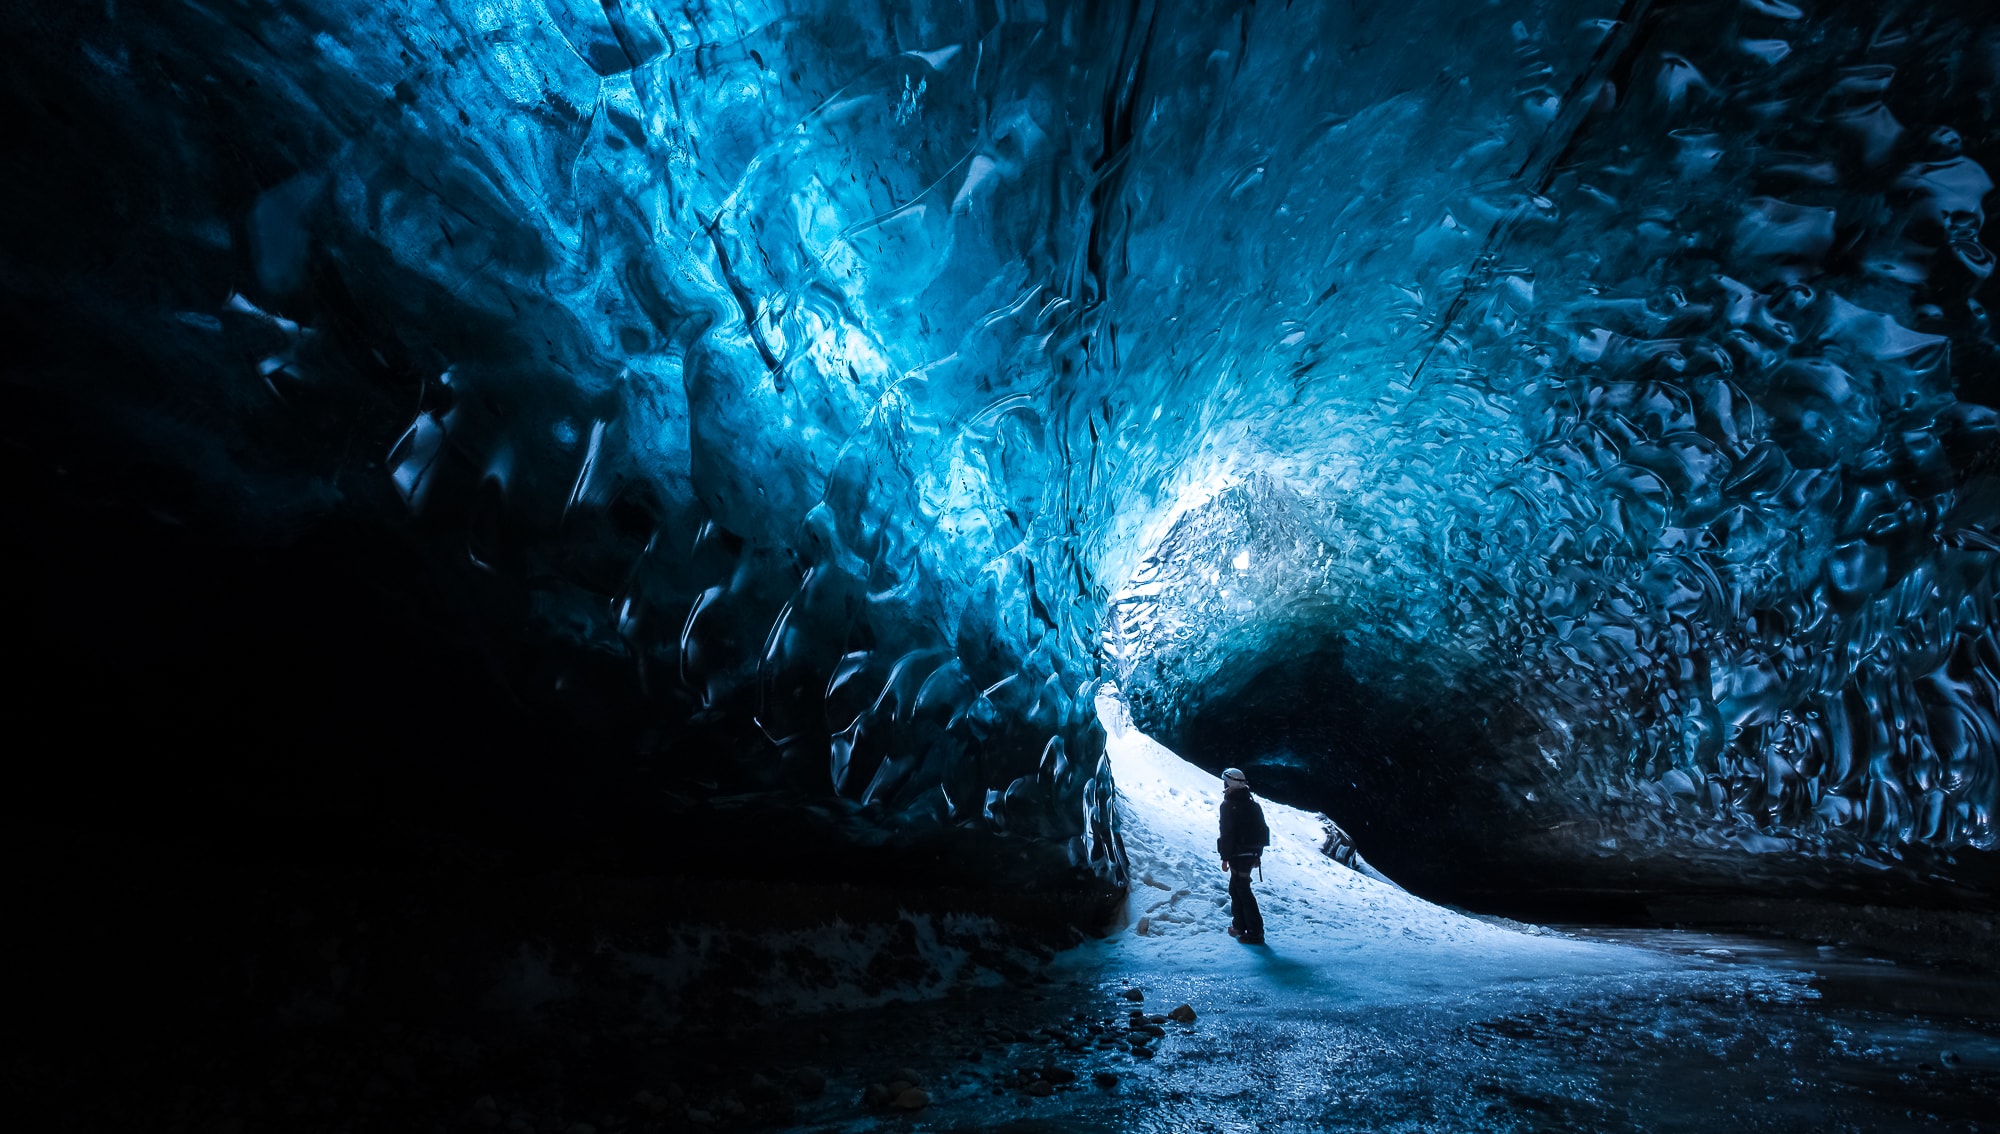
[1217,767,1269,944]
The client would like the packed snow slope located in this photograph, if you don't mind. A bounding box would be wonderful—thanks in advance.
[1078,691,1660,1002]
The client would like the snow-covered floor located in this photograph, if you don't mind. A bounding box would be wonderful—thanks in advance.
[747,694,2000,1132]
[1069,689,1667,1004]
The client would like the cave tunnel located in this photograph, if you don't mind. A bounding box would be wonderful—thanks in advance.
[8,0,2000,1129]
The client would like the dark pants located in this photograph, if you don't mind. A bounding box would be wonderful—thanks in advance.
[1228,858,1263,938]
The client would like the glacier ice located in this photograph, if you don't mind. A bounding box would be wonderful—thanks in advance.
[9,0,2000,894]
[1105,0,2000,887]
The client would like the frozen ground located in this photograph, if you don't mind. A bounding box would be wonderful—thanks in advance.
[723,698,2000,1133]
[85,700,1996,1133]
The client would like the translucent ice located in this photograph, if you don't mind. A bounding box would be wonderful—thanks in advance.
[17,0,2000,890]
[1105,2,2000,873]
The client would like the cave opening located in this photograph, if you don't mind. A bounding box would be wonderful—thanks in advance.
[10,0,2000,1129]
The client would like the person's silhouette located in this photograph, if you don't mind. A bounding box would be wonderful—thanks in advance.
[1217,768,1269,944]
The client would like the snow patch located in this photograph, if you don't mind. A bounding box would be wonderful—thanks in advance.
[1075,688,1666,1004]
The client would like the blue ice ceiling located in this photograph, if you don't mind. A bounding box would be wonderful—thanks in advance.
[28,0,2000,887]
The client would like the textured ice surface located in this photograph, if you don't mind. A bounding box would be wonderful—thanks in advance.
[14,0,2000,887]
[1098,2,2000,869]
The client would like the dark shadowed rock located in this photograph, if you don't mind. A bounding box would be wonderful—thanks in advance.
[791,1067,826,1097]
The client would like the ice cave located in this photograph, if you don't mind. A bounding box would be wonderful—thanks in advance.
[8,0,2000,1130]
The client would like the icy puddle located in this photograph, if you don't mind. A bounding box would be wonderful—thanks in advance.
[751,698,2000,1133]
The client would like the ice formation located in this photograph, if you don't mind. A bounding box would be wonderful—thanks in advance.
[13,0,2000,893]
[1103,0,2000,882]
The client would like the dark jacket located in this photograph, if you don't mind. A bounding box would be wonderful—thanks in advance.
[1217,791,1270,863]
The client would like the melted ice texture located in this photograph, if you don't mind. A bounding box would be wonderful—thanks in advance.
[81,0,2000,873]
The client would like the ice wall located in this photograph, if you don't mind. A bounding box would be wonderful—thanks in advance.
[351,0,1132,875]
[10,0,1139,887]
[9,0,2000,893]
[1106,0,2000,876]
